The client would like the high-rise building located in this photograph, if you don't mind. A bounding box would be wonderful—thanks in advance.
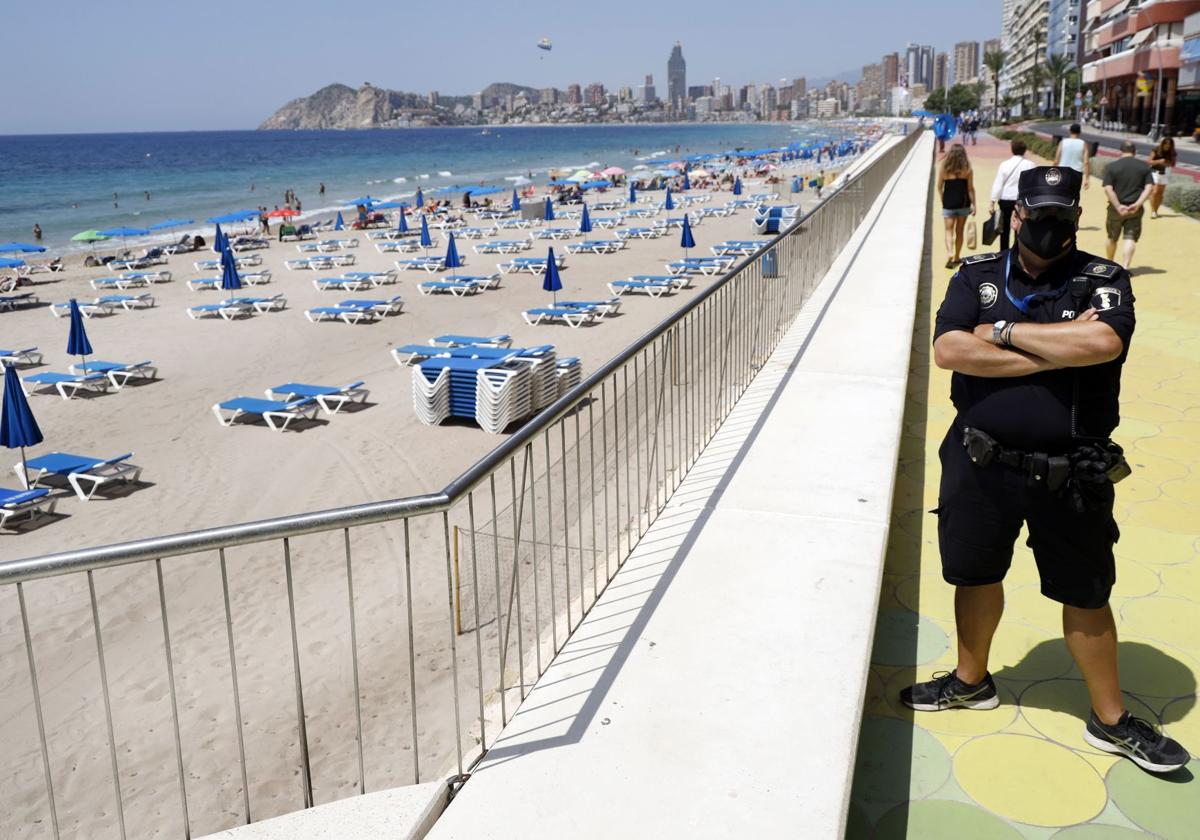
[904,43,935,89]
[687,85,712,99]
[1047,0,1082,66]
[793,77,807,99]
[428,91,440,107]
[585,83,606,106]
[881,53,900,97]
[1005,0,1050,115]
[667,42,687,107]
[934,52,950,91]
[540,87,558,105]
[954,41,981,84]
[566,84,582,105]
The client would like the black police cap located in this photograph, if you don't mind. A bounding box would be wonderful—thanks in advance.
[1019,166,1082,208]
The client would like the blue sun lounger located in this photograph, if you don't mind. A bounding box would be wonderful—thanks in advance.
[314,277,371,292]
[522,307,597,329]
[608,278,674,297]
[265,381,369,414]
[17,452,142,501]
[212,397,320,432]
[339,296,404,315]
[558,299,621,317]
[96,293,155,310]
[22,371,112,400]
[418,279,483,296]
[305,305,380,325]
[69,360,158,388]
[187,301,254,320]
[0,487,58,530]
[0,347,42,366]
[432,334,512,348]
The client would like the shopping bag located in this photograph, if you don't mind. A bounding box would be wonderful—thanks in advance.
[965,219,977,250]
[982,210,999,247]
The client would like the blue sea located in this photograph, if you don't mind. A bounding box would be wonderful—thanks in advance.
[0,123,847,251]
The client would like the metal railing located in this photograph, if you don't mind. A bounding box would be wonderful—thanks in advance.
[0,129,921,839]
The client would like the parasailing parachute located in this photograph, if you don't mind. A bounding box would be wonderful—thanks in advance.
[537,37,552,55]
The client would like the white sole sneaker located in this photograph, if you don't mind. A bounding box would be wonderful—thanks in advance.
[1083,729,1187,774]
[905,694,1001,712]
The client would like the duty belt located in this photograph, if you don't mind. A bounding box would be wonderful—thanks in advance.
[960,426,1071,490]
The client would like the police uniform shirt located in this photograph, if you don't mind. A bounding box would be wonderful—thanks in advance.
[933,249,1135,451]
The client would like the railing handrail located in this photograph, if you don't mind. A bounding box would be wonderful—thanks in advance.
[1,133,911,584]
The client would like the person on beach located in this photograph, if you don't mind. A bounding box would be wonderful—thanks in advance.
[319,182,326,196]
[990,138,1036,251]
[1147,137,1176,219]
[32,223,42,242]
[1054,124,1090,190]
[910,164,1190,775]
[260,212,270,236]
[1101,141,1153,270]
[938,143,976,268]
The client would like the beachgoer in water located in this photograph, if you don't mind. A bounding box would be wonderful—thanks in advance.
[295,199,302,213]
[144,191,150,201]
[250,184,256,192]
[32,223,42,241]
[319,182,325,196]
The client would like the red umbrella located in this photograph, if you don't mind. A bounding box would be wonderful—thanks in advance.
[266,207,299,218]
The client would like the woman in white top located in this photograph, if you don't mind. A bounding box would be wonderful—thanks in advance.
[990,138,1036,251]
[1054,123,1091,187]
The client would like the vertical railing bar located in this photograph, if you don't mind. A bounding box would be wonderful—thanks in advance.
[464,493,487,750]
[440,513,465,777]
[506,456,528,698]
[587,399,600,596]
[281,541,314,811]
[218,549,252,824]
[86,570,127,840]
[526,443,544,677]
[601,381,612,583]
[632,354,643,538]
[559,421,574,632]
[402,519,421,784]
[622,366,632,558]
[543,432,559,653]
[343,529,366,796]
[18,582,60,840]
[155,558,193,836]
[572,413,586,613]
[487,475,507,726]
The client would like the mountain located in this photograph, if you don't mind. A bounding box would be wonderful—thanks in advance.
[259,82,544,130]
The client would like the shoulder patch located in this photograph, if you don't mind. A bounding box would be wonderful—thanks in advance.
[979,282,998,310]
[1083,261,1119,279]
[961,252,1002,265]
[1091,286,1123,311]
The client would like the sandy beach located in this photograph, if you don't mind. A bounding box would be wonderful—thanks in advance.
[0,167,843,838]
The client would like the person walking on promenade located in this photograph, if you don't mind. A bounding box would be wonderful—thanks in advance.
[938,143,976,268]
[1147,137,1176,219]
[990,139,1035,251]
[904,164,1190,775]
[1102,141,1153,270]
[1054,124,1091,189]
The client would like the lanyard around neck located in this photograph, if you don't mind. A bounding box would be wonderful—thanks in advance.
[1004,251,1070,316]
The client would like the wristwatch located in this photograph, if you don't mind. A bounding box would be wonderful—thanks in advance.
[992,320,1008,346]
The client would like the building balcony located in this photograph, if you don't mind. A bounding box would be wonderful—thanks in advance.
[1083,43,1183,81]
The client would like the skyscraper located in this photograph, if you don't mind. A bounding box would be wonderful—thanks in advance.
[934,53,950,92]
[881,53,900,97]
[954,41,981,84]
[905,43,935,89]
[667,42,686,108]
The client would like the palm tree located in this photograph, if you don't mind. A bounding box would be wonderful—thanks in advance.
[1044,54,1072,116]
[1022,65,1046,117]
[984,49,1007,121]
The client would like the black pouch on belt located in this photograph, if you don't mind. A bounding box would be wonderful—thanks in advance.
[961,426,998,467]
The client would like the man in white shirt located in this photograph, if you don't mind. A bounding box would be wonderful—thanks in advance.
[990,139,1037,251]
[1055,124,1091,188]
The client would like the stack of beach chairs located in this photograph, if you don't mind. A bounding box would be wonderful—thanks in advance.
[411,343,578,434]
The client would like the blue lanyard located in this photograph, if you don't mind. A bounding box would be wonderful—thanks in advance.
[1003,251,1069,316]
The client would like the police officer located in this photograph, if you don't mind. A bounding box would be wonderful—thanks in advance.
[901,166,1189,773]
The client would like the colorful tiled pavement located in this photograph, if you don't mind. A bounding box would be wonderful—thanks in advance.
[847,132,1200,839]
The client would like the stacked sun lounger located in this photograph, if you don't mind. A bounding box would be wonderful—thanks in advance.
[556,357,583,396]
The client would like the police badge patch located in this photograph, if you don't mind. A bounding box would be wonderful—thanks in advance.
[979,282,998,310]
[1091,286,1122,311]
[1085,263,1117,278]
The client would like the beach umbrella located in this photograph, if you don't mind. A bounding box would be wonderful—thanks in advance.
[443,232,463,279]
[66,299,93,370]
[544,197,555,223]
[344,196,377,207]
[147,219,194,231]
[0,242,47,254]
[98,226,150,251]
[220,245,242,294]
[511,189,520,212]
[680,214,695,258]
[601,166,625,177]
[578,203,592,240]
[335,211,345,231]
[206,210,259,224]
[419,214,432,252]
[664,188,674,211]
[212,223,226,253]
[629,183,637,204]
[267,207,299,219]
[542,247,562,305]
[0,257,25,269]
[1,362,44,489]
[733,177,743,196]
[682,170,691,191]
[415,188,424,209]
[396,208,409,235]
[71,230,109,243]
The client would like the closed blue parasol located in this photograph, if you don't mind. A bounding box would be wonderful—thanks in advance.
[664,187,674,211]
[335,211,345,231]
[0,242,47,253]
[542,247,562,304]
[511,189,520,211]
[578,203,592,239]
[733,177,743,196]
[444,232,463,279]
[680,213,695,256]
[66,299,93,368]
[419,215,432,253]
[544,197,555,222]
[397,208,409,234]
[212,223,227,253]
[415,188,424,209]
[682,170,690,191]
[629,183,637,203]
[220,245,242,293]
[1,362,44,486]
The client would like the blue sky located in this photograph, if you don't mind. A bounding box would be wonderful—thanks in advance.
[5,0,1001,134]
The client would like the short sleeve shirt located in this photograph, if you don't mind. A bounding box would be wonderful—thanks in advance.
[933,249,1135,450]
[1102,156,1153,205]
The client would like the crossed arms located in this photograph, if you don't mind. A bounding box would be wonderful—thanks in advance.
[934,310,1124,378]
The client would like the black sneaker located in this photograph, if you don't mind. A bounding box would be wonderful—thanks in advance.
[1084,711,1190,774]
[900,671,999,712]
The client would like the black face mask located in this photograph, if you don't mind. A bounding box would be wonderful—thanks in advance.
[1017,216,1076,261]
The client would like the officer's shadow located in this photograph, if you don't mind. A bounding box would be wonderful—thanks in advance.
[995,639,1197,781]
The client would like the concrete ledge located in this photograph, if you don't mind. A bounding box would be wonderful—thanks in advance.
[196,782,447,840]
[426,133,935,839]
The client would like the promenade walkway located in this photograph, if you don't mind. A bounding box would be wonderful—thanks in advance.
[847,132,1200,838]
